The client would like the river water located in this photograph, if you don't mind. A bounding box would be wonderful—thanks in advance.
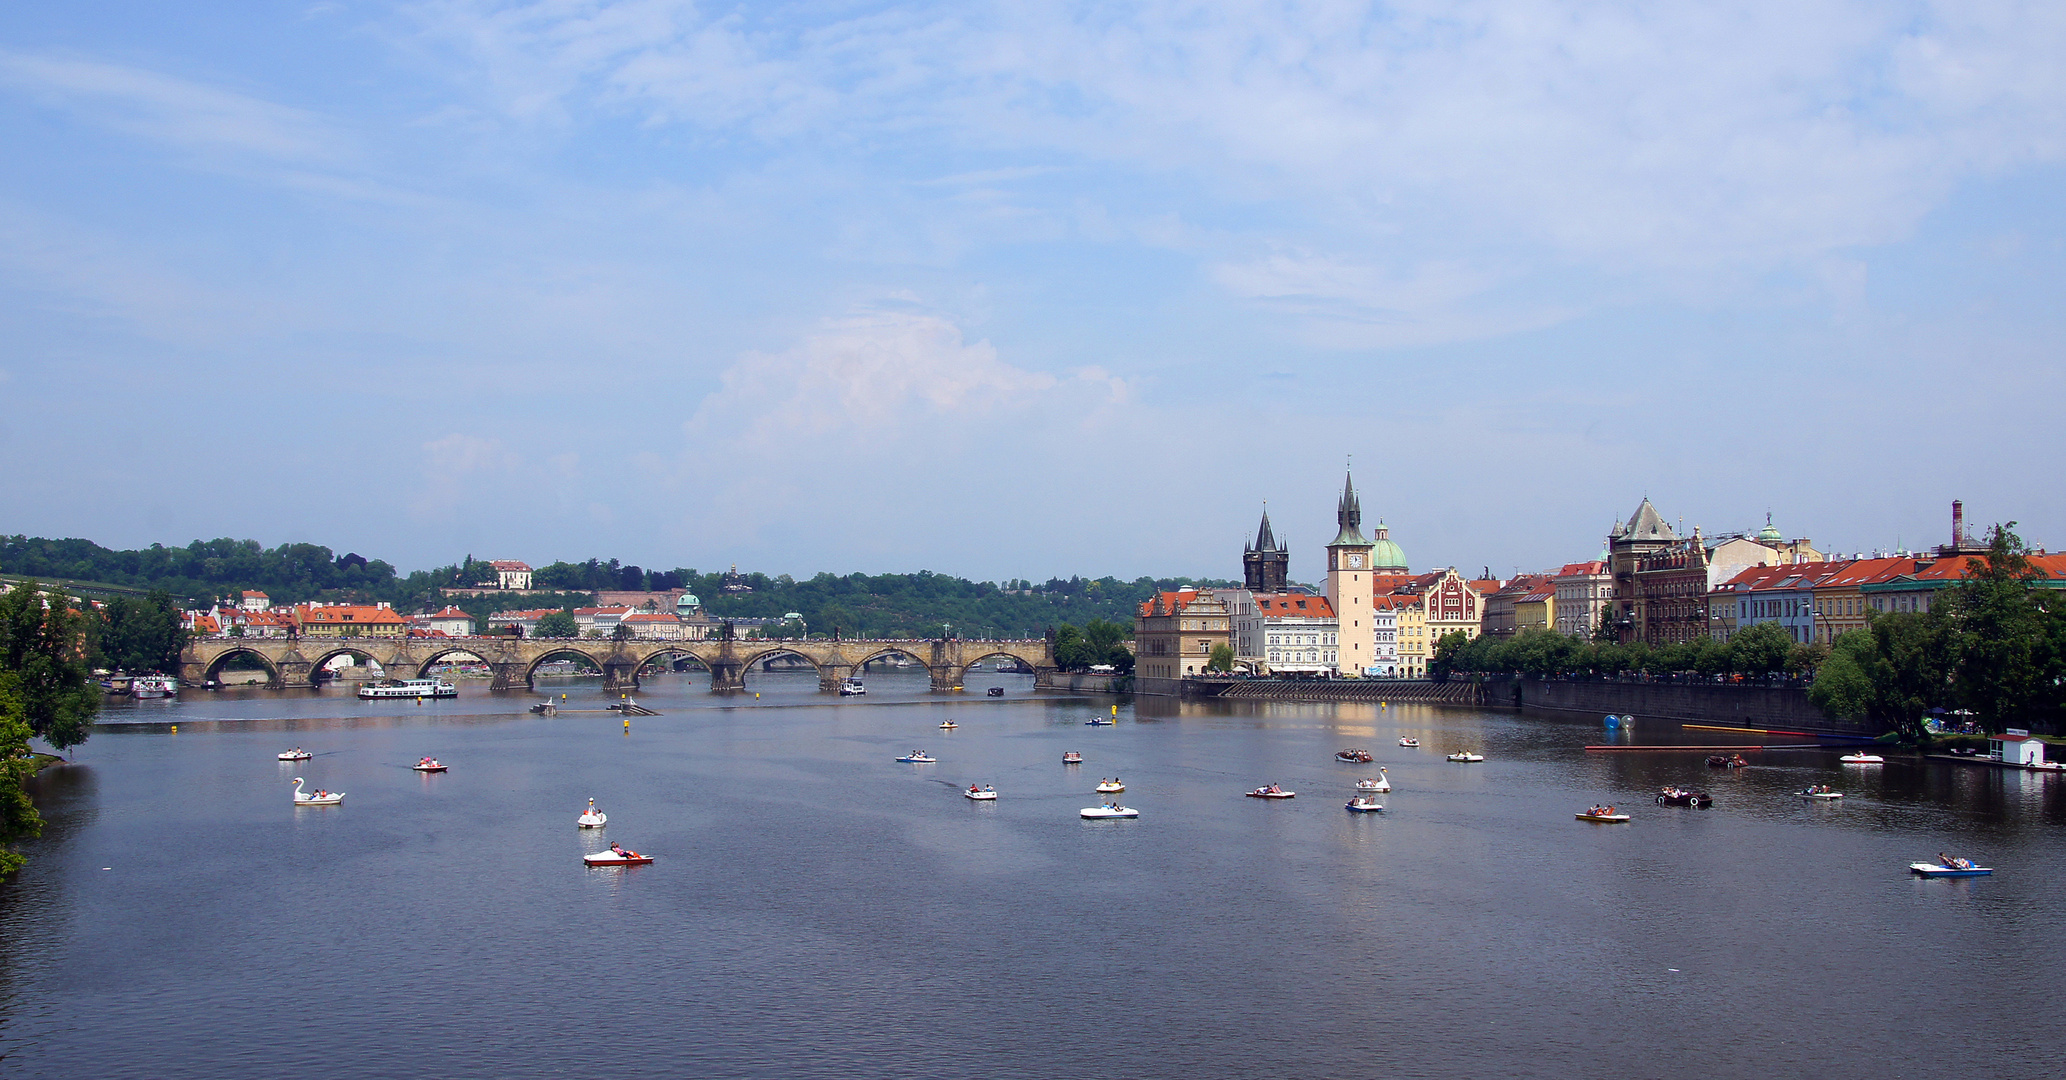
[4,669,2062,1079]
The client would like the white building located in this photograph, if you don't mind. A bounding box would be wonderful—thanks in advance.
[1253,594,1339,674]
[1552,561,1612,637]
[489,560,533,590]
[414,606,475,636]
[240,591,271,612]
[572,605,634,637]
[1368,604,1399,676]
[620,612,685,640]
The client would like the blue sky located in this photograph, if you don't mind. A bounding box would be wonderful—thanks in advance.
[2,1,2061,582]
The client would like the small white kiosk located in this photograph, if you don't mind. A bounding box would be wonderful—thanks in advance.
[1991,730,2047,768]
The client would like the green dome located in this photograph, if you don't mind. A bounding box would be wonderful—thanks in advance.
[1369,521,1407,571]
[1757,515,1782,544]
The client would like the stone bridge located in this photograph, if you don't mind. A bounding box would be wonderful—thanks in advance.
[181,635,1056,693]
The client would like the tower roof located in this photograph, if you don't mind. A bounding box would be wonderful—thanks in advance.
[1248,509,1283,553]
[1329,469,1371,547]
[1621,498,1676,543]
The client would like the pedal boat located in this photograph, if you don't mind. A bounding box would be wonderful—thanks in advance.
[1080,804,1138,819]
[1357,769,1390,794]
[1398,737,1420,748]
[413,758,448,772]
[895,752,936,764]
[1656,787,1712,807]
[938,721,958,730]
[1840,753,1885,764]
[584,849,652,867]
[1345,791,1385,813]
[1796,787,1844,800]
[1244,786,1295,799]
[577,799,608,828]
[1910,860,1991,878]
[1577,808,1631,823]
[964,785,997,801]
[1062,751,1083,764]
[1085,717,1113,726]
[1095,779,1125,794]
[277,748,312,761]
[290,777,343,806]
[1447,752,1485,763]
[1335,749,1373,763]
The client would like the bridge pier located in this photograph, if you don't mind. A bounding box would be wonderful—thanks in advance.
[490,662,529,691]
[708,660,747,693]
[930,664,964,692]
[818,663,854,692]
[601,660,640,692]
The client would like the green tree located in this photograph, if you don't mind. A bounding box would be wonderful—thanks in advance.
[532,611,579,639]
[1725,622,1794,676]
[0,673,44,880]
[98,589,188,673]
[1206,642,1235,672]
[0,583,99,751]
[1944,523,2045,731]
[1428,630,1473,681]
[1052,625,1091,671]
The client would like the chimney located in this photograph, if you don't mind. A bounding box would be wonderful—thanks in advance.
[1952,500,1964,546]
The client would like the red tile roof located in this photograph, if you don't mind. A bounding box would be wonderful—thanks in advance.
[1253,594,1336,618]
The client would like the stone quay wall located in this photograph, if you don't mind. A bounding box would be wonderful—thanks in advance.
[1478,675,1880,736]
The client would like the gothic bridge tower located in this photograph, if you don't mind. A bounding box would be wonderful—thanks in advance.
[1243,507,1289,592]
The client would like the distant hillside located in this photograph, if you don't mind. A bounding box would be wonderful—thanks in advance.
[0,535,1231,639]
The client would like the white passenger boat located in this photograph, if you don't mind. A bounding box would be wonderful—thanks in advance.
[131,675,178,699]
[1080,803,1138,819]
[895,751,935,763]
[964,784,997,801]
[839,677,866,696]
[1447,752,1485,763]
[277,748,312,761]
[358,678,457,700]
[1840,753,1885,764]
[291,777,344,806]
[1095,779,1125,794]
[577,799,608,828]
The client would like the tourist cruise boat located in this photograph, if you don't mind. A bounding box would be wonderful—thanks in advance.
[839,677,866,696]
[358,678,457,700]
[130,675,178,698]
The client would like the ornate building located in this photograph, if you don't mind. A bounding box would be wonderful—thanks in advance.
[1607,498,1677,643]
[1243,509,1289,592]
[1323,470,1376,677]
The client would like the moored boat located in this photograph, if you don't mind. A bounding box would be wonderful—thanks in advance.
[130,675,178,699]
[1085,717,1113,726]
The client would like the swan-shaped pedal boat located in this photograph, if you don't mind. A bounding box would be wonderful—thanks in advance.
[1398,737,1420,748]
[1080,803,1138,819]
[964,784,997,801]
[1062,751,1083,764]
[1840,753,1885,764]
[1244,785,1295,799]
[1358,769,1390,794]
[584,844,652,867]
[290,777,344,806]
[1447,752,1485,763]
[1577,806,1630,823]
[277,748,312,761]
[895,751,936,763]
[413,758,448,772]
[1095,779,1125,794]
[577,799,608,828]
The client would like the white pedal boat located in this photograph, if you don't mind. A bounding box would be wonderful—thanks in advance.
[895,752,935,763]
[1576,808,1630,823]
[1080,804,1138,819]
[1095,779,1125,794]
[938,721,958,730]
[277,748,311,761]
[1797,788,1844,800]
[290,777,343,806]
[584,847,652,867]
[1447,752,1485,763]
[1910,860,1990,878]
[1398,737,1419,748]
[577,799,608,828]
[1062,751,1083,764]
[413,758,447,772]
[964,785,997,801]
[1357,769,1390,793]
[1345,793,1385,813]
[1085,718,1113,726]
[1840,753,1885,764]
[1244,786,1295,799]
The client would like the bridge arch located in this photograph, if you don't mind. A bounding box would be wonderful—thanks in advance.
[962,646,1044,672]
[202,647,280,687]
[396,646,494,682]
[306,645,388,682]
[730,645,824,681]
[852,646,929,672]
[630,645,709,676]
[524,646,610,685]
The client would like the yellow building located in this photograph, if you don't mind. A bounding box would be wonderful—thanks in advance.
[1323,470,1376,677]
[1133,589,1232,691]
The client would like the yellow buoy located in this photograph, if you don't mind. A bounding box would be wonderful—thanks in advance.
[623,718,630,731]
[170,724,177,734]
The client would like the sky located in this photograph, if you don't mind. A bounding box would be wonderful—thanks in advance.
[1,1,2062,583]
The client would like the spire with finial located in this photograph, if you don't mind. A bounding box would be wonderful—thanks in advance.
[1329,464,1370,548]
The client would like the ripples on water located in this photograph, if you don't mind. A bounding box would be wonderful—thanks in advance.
[3,671,2061,1079]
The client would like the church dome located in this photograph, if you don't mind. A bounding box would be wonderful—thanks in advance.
[1369,521,1408,571]
[675,592,703,613]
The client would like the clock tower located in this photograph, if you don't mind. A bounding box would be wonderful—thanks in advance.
[1325,468,1375,677]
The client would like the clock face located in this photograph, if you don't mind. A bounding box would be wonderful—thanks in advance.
[1348,555,1364,568]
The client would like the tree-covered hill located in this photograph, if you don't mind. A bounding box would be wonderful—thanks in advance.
[0,535,1230,639]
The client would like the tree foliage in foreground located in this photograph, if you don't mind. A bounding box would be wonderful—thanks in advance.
[0,583,100,751]
[1053,620,1135,672]
[0,673,42,881]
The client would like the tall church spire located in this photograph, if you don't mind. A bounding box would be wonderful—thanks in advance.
[1330,468,1369,547]
[1252,506,1281,553]
[1244,503,1289,591]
